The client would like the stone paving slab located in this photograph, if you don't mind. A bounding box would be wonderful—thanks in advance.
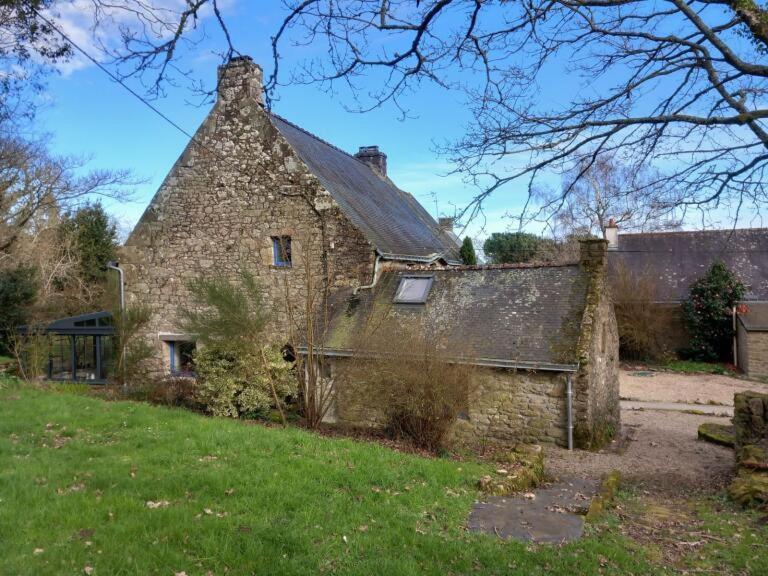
[468,477,599,543]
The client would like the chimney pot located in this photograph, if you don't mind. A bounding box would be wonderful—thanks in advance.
[604,218,619,250]
[354,145,387,177]
[217,56,263,105]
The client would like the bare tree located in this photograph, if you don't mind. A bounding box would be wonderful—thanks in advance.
[538,153,683,239]
[0,131,134,255]
[71,1,768,225]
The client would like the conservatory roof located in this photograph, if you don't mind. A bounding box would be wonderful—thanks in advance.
[19,311,115,336]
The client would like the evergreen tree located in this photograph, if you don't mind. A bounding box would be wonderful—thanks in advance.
[459,236,477,265]
[61,202,118,284]
[682,261,745,362]
[482,232,548,264]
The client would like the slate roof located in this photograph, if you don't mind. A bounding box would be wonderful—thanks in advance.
[608,228,768,302]
[321,265,590,371]
[269,113,461,264]
[738,302,768,332]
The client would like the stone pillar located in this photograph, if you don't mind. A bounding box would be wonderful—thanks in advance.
[217,55,263,105]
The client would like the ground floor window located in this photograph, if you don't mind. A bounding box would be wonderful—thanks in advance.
[168,341,196,377]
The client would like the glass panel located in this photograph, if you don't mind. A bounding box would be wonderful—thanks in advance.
[394,277,432,303]
[50,335,73,380]
[170,341,196,376]
[75,335,99,381]
[272,236,292,266]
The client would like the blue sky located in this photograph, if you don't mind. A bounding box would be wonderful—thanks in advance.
[37,1,531,245]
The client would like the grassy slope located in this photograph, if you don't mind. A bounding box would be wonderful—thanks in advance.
[0,381,764,575]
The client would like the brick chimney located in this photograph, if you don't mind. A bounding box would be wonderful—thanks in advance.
[354,146,387,177]
[604,218,619,250]
[217,56,263,105]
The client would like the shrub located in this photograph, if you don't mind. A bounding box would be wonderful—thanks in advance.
[611,263,670,360]
[348,326,476,452]
[194,344,294,419]
[141,376,201,409]
[0,265,39,354]
[682,261,745,361]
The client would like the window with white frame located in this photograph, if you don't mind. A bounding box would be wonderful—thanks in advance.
[393,276,433,304]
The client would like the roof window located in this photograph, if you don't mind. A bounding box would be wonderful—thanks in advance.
[393,276,433,304]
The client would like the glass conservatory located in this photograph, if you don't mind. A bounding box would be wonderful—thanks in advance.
[20,311,115,383]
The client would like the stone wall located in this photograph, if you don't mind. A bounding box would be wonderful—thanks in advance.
[330,359,570,447]
[573,240,621,449]
[122,58,375,371]
[743,331,768,378]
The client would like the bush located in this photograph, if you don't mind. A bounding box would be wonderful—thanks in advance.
[349,327,477,452]
[141,376,201,409]
[194,344,294,419]
[0,265,39,354]
[611,263,670,360]
[682,261,745,361]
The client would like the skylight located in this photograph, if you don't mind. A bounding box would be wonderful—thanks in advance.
[393,276,433,304]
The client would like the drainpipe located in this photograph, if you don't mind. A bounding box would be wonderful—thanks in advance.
[353,253,382,295]
[566,373,574,450]
[733,305,738,367]
[106,261,125,312]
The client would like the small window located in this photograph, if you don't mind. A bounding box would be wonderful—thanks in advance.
[272,236,292,267]
[393,276,433,304]
[169,341,196,376]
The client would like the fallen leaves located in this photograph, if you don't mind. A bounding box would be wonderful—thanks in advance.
[33,548,44,555]
[84,565,93,575]
[146,500,170,509]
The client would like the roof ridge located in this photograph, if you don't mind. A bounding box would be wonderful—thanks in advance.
[620,227,768,237]
[397,262,579,272]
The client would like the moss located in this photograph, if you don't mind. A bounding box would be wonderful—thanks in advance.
[738,444,768,470]
[697,422,736,448]
[477,443,545,496]
[574,419,616,451]
[729,469,768,509]
[586,470,621,522]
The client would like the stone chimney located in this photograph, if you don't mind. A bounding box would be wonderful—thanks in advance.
[604,218,619,250]
[217,56,263,105]
[438,217,454,233]
[354,146,387,177]
[579,238,608,272]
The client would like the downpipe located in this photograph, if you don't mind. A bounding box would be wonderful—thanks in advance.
[566,373,574,451]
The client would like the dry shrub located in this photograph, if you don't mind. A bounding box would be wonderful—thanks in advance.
[348,325,477,452]
[611,263,669,360]
[141,376,201,409]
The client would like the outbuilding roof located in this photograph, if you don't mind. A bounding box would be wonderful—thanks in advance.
[608,228,768,302]
[738,302,768,332]
[269,113,461,264]
[320,265,590,371]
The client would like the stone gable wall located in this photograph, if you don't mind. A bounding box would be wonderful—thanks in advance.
[122,60,376,370]
[573,240,621,449]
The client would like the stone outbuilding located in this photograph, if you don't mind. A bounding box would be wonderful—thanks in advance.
[317,240,620,449]
[737,303,768,379]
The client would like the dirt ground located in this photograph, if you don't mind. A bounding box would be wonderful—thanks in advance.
[620,369,768,405]
[547,410,734,494]
[546,369,768,494]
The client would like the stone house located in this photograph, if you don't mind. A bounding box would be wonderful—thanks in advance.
[122,56,460,372]
[606,223,768,363]
[121,56,619,448]
[318,240,620,449]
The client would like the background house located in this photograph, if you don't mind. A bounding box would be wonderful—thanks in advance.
[737,302,768,378]
[606,223,768,363]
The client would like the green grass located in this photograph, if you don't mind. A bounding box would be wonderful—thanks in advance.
[663,360,735,375]
[0,378,765,575]
[0,354,13,364]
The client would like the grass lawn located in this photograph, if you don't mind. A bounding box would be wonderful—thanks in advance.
[0,354,13,364]
[663,359,735,375]
[1,379,766,575]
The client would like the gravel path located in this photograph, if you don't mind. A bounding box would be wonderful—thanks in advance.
[546,410,734,494]
[620,369,768,406]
